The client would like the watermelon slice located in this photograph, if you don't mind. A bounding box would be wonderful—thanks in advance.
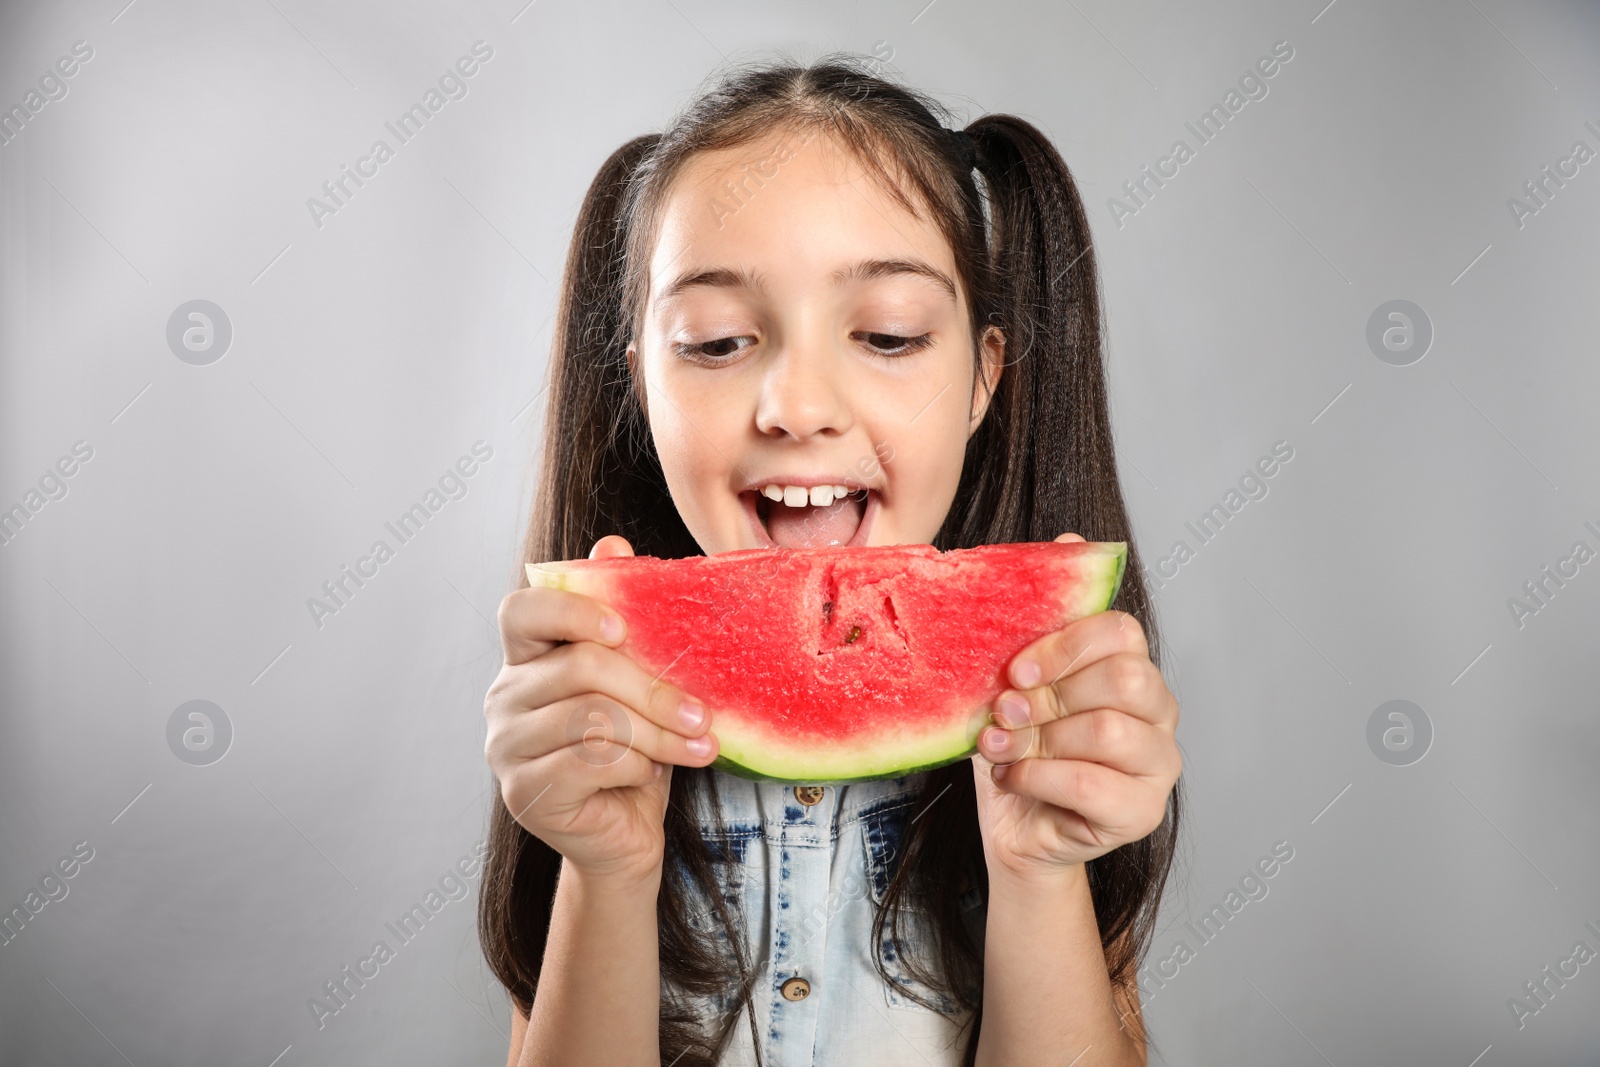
[525,540,1127,784]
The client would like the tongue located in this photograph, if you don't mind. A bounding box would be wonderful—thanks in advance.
[766,493,866,548]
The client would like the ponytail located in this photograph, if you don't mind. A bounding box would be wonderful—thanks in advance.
[482,131,764,1062]
[517,132,701,576]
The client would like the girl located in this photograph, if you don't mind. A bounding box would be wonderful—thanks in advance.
[480,54,1183,1066]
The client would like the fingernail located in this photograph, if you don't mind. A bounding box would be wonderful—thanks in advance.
[679,699,706,731]
[985,727,1010,750]
[996,694,1030,728]
[600,612,625,642]
[686,734,714,757]
[1012,659,1041,688]
[652,761,664,778]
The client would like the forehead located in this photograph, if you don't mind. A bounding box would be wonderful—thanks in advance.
[645,129,959,305]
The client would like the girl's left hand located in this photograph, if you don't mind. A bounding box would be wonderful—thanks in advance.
[971,533,1182,881]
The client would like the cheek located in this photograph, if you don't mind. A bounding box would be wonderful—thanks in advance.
[644,375,744,500]
[651,405,725,483]
[909,416,967,488]
[878,409,969,535]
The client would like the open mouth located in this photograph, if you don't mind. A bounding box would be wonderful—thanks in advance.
[740,487,878,549]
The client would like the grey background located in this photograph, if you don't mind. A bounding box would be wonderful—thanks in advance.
[1,0,1597,1064]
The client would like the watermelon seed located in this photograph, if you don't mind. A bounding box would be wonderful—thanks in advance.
[823,600,834,620]
[844,625,862,645]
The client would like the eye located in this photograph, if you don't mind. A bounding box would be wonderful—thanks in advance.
[855,331,935,357]
[672,330,937,364]
[672,336,756,365]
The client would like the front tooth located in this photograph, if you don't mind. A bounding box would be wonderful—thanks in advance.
[810,485,834,507]
[782,485,809,507]
[761,484,784,501]
[833,484,849,498]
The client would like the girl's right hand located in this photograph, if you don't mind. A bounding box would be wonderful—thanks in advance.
[483,534,720,883]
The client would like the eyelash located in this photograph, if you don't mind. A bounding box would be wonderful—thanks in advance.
[672,331,935,365]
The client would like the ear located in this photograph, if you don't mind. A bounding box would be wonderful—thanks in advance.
[968,325,1004,435]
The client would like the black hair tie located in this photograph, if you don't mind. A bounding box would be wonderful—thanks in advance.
[944,126,978,171]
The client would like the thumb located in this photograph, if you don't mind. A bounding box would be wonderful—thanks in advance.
[639,760,674,819]
[1054,532,1086,544]
[590,535,636,560]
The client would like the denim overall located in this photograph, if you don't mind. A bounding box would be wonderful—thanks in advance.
[674,766,985,1066]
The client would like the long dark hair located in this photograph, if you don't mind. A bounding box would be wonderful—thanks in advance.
[478,51,1182,1065]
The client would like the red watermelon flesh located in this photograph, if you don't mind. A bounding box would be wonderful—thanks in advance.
[525,540,1127,784]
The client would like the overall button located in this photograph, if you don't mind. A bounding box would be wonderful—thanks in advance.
[780,975,811,1001]
[793,785,825,806]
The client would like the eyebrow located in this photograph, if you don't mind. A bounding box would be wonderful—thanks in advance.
[654,257,958,307]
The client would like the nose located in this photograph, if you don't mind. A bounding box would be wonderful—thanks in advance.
[753,335,853,441]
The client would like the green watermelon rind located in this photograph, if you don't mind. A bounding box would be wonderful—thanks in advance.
[524,540,1129,785]
[709,745,979,785]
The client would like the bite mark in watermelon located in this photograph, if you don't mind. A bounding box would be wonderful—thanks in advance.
[525,540,1128,784]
